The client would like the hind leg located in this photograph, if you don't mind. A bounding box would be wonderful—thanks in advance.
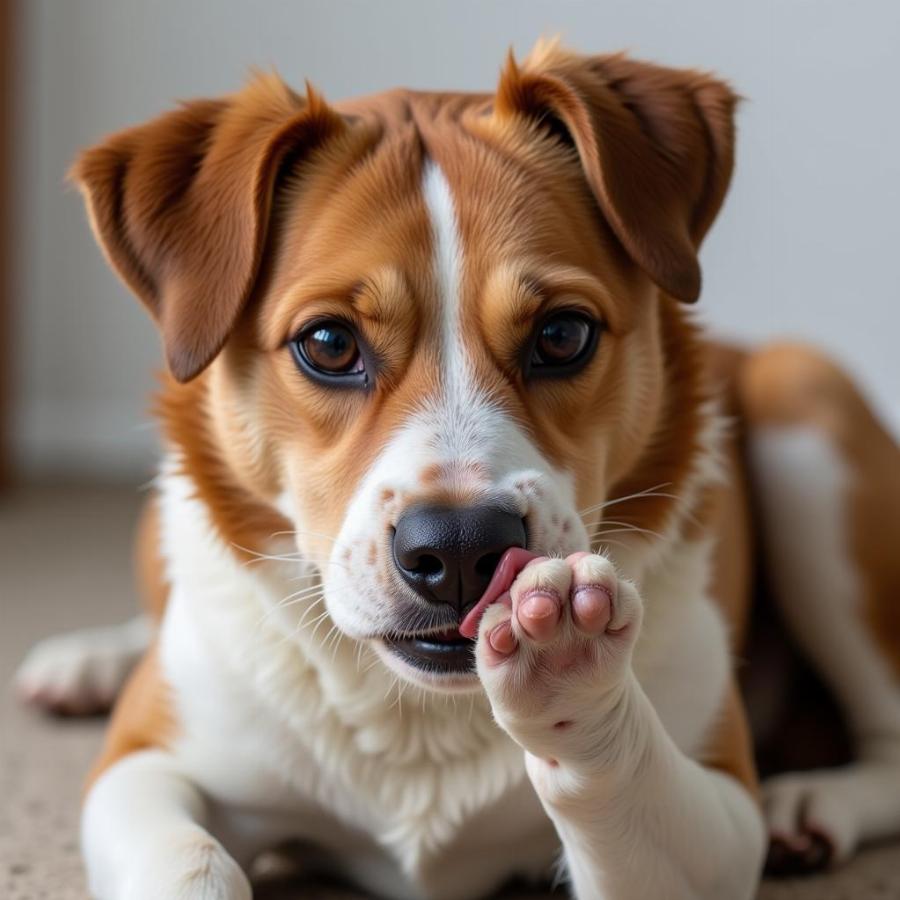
[15,616,151,714]
[14,496,166,715]
[742,343,900,873]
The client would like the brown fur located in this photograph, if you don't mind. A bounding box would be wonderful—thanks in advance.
[70,77,346,381]
[738,343,900,679]
[703,679,761,800]
[495,42,738,303]
[84,643,174,793]
[74,45,761,795]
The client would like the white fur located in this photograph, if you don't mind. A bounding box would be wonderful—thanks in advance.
[78,458,762,900]
[423,161,467,399]
[752,426,900,859]
[15,615,149,713]
[78,161,763,899]
[474,541,763,900]
[83,749,252,900]
[140,465,554,900]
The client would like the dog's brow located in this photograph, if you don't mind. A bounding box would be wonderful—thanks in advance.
[489,263,624,331]
[266,268,411,344]
[537,268,627,331]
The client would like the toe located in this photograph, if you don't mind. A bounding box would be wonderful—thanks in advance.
[567,549,614,633]
[571,585,612,635]
[516,590,561,642]
[510,558,571,643]
[478,601,518,667]
[488,618,518,656]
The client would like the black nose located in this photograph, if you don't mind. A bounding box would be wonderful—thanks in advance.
[392,505,527,614]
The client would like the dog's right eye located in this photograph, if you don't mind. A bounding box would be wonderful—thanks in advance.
[290,320,368,387]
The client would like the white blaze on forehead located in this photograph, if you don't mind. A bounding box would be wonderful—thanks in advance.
[422,160,470,392]
[418,160,562,482]
[421,159,495,460]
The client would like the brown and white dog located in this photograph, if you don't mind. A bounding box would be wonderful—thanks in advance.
[16,40,900,900]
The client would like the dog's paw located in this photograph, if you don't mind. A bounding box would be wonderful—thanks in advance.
[14,617,149,715]
[475,552,642,769]
[117,828,251,900]
[763,769,859,875]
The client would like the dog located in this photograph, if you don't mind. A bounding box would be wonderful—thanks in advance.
[15,40,900,900]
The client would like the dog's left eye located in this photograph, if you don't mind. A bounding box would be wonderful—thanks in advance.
[529,311,598,374]
[290,320,367,385]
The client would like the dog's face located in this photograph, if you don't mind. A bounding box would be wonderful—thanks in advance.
[73,44,736,691]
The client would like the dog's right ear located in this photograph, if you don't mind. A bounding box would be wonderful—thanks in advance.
[70,75,345,382]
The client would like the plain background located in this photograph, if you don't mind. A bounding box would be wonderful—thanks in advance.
[9,0,900,479]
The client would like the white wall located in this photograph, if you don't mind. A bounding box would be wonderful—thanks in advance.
[13,0,900,477]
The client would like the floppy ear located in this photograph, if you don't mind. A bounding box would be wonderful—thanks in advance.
[70,75,345,381]
[495,42,739,302]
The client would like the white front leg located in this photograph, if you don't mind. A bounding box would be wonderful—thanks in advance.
[82,750,251,900]
[475,553,765,900]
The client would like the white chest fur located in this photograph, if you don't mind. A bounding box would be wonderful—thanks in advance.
[155,468,730,898]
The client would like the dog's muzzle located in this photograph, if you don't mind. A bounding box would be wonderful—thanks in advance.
[386,504,527,675]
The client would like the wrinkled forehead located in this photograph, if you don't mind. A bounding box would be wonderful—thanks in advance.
[259,128,435,336]
[259,112,630,347]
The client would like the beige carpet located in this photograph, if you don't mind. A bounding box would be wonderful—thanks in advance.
[3,484,899,899]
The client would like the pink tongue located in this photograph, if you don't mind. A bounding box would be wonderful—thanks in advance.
[459,546,538,639]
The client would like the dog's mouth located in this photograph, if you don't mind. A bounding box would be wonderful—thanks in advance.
[380,548,539,678]
[382,626,475,674]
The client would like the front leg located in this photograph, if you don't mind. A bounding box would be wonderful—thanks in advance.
[475,553,765,900]
[82,750,251,900]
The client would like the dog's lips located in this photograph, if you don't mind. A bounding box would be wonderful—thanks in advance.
[383,627,475,674]
[459,546,539,639]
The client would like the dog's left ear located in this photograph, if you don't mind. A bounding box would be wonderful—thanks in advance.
[495,42,739,302]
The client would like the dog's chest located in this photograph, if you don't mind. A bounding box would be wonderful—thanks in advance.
[159,567,557,899]
[157,472,728,897]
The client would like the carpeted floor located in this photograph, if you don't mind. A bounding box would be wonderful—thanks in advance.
[3,484,899,899]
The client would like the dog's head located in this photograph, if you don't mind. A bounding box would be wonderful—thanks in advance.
[72,42,737,691]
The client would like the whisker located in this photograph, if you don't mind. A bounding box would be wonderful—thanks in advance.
[235,544,307,566]
[269,528,339,544]
[578,483,675,519]
[361,655,383,676]
[266,581,327,609]
[385,672,399,704]
[315,620,337,647]
[328,622,345,661]
[265,587,326,616]
[355,639,368,674]
[589,537,631,553]
[300,608,331,638]
[586,523,665,543]
[255,589,323,630]
[272,603,329,649]
[295,597,326,626]
[587,518,664,536]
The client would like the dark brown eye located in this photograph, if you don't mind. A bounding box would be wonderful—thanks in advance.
[291,320,367,385]
[531,312,597,372]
